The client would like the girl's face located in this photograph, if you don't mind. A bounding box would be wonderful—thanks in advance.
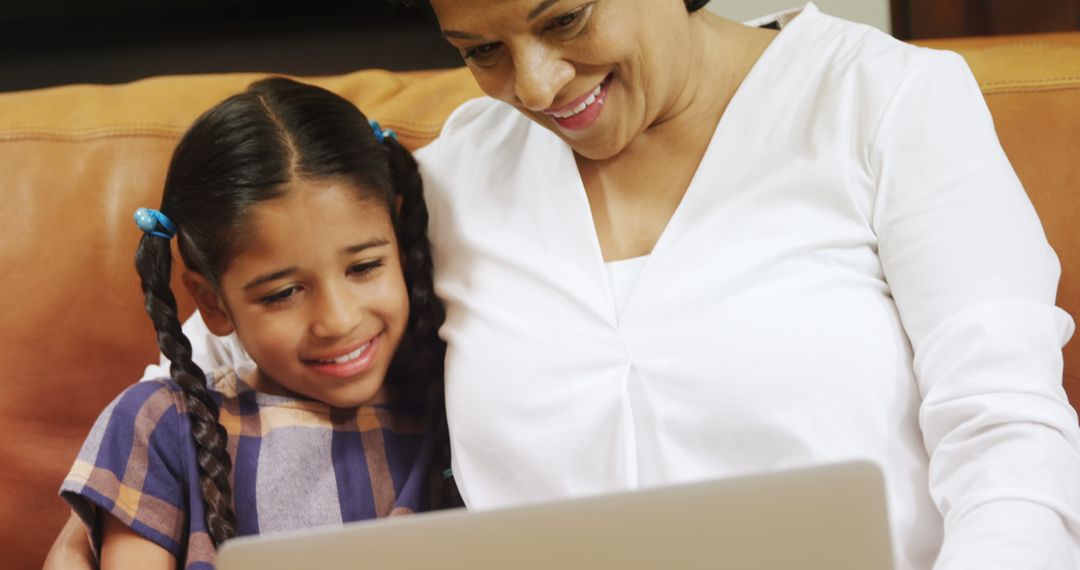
[431,0,693,160]
[190,179,409,408]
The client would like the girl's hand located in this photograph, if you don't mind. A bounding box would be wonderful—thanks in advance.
[99,511,175,570]
[43,512,94,570]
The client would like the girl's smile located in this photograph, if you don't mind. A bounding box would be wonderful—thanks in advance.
[302,332,382,379]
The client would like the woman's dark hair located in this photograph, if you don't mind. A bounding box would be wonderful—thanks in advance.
[134,77,454,546]
[397,0,710,13]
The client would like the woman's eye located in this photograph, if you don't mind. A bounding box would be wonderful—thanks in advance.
[261,286,299,307]
[464,43,502,64]
[545,4,592,33]
[550,13,578,29]
[348,260,384,277]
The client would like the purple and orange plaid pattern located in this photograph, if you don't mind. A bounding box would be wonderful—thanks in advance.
[61,370,432,569]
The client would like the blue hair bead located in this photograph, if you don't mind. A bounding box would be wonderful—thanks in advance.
[134,207,177,239]
[368,119,397,144]
[134,208,156,232]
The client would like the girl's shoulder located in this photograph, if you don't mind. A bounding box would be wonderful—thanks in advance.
[99,369,243,443]
[103,377,186,426]
[138,368,244,403]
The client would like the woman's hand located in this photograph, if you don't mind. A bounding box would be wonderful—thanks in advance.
[42,512,94,570]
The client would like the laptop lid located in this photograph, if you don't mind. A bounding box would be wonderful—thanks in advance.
[217,460,894,569]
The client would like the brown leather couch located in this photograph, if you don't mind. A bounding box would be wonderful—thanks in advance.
[2,32,1078,570]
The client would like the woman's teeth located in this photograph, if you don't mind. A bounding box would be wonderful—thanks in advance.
[553,83,603,119]
[317,343,368,364]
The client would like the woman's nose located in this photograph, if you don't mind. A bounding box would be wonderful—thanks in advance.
[512,43,575,111]
[309,286,361,339]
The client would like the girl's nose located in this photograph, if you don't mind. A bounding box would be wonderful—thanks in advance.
[512,44,575,111]
[309,286,362,339]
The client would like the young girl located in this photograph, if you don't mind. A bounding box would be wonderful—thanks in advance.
[59,77,454,569]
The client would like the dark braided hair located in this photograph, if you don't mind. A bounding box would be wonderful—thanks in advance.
[382,135,458,507]
[135,77,455,546]
[136,237,237,543]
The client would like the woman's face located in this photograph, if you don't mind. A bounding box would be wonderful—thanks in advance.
[431,0,694,160]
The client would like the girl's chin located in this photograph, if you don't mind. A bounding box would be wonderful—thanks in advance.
[319,383,389,409]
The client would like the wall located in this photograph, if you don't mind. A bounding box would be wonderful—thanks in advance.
[707,0,892,32]
[0,2,458,93]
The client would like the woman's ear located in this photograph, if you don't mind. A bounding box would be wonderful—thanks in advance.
[181,271,235,336]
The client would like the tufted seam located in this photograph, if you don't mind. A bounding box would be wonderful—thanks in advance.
[0,130,183,142]
[982,84,1080,96]
[0,122,446,142]
[980,76,1080,87]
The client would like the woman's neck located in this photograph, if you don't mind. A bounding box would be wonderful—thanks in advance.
[574,14,778,261]
[643,13,777,158]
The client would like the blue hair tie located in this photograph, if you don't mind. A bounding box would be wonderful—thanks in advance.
[134,207,177,239]
[368,119,397,144]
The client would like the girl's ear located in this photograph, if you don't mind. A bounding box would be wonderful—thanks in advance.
[181,271,235,336]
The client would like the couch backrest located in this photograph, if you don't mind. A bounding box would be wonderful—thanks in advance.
[0,68,483,570]
[1,33,1078,570]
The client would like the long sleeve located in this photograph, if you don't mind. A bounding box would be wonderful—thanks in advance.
[871,50,1080,568]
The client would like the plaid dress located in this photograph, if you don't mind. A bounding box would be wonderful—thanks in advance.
[60,369,432,569]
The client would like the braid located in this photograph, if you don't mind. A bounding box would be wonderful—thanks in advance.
[134,234,237,544]
[383,137,460,508]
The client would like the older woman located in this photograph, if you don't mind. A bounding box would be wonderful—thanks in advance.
[50,2,1080,569]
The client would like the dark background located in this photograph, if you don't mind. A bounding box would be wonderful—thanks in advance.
[4,1,1080,93]
[0,0,463,93]
[891,0,1080,39]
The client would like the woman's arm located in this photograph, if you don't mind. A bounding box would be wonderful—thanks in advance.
[43,512,94,570]
[141,310,254,381]
[99,512,175,570]
[872,51,1080,568]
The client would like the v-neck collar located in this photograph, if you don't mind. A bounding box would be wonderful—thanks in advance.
[544,3,816,327]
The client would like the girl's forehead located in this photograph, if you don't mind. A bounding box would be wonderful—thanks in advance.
[229,183,394,261]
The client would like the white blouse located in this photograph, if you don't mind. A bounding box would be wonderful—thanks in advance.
[162,4,1080,569]
[417,4,1080,569]
[605,256,649,319]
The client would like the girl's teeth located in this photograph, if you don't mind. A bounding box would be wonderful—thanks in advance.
[320,343,368,364]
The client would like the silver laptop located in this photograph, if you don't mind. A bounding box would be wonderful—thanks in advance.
[217,461,894,569]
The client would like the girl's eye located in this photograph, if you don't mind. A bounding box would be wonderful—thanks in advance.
[348,260,384,277]
[261,286,300,307]
[464,43,502,64]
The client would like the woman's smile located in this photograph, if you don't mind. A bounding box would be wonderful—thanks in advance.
[545,73,613,131]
